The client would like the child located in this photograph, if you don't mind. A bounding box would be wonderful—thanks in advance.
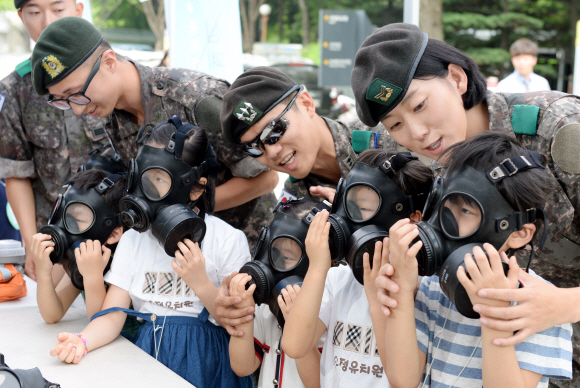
[226,199,324,388]
[378,132,572,388]
[31,170,126,324]
[282,150,433,387]
[48,119,253,388]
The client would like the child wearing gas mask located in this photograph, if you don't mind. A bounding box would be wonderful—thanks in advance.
[225,199,325,388]
[377,132,572,388]
[48,118,253,388]
[30,169,126,324]
[281,150,433,388]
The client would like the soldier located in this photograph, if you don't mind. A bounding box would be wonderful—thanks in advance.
[350,23,580,387]
[30,17,279,251]
[214,67,397,337]
[0,0,112,281]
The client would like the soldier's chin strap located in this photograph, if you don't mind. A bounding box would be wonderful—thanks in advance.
[525,207,548,274]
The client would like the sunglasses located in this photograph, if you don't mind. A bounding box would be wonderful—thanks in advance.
[47,53,103,111]
[243,85,304,157]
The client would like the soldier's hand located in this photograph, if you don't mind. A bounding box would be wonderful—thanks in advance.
[309,186,336,203]
[215,271,255,337]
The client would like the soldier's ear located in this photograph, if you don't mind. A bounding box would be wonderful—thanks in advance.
[102,50,118,74]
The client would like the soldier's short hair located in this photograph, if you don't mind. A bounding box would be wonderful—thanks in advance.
[510,38,539,57]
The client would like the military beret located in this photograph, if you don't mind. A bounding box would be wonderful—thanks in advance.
[221,66,298,144]
[31,17,103,96]
[351,23,429,127]
[14,0,28,8]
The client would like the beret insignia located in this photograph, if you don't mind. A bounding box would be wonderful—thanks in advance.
[233,100,263,125]
[366,78,402,107]
[41,55,67,79]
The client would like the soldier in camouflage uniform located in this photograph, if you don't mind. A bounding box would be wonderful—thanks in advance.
[351,23,580,386]
[0,0,113,280]
[30,17,278,251]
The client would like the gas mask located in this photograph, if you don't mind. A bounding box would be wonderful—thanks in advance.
[39,174,124,290]
[328,152,428,285]
[414,152,547,318]
[240,199,331,328]
[78,144,127,174]
[119,116,219,257]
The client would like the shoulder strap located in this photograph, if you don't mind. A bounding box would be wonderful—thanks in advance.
[511,104,540,136]
[15,59,31,78]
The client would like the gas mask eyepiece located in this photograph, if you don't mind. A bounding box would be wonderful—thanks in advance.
[119,116,218,256]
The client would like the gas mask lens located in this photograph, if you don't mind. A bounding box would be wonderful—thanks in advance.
[141,168,172,200]
[345,185,380,221]
[270,237,303,271]
[440,194,482,239]
[64,203,95,234]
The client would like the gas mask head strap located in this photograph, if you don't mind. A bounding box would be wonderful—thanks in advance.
[95,172,126,228]
[302,200,332,226]
[379,152,426,215]
[166,116,195,160]
[486,150,544,183]
[495,207,548,249]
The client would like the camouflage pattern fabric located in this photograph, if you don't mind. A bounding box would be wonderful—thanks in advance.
[283,117,400,199]
[108,59,274,251]
[0,65,110,227]
[487,91,580,387]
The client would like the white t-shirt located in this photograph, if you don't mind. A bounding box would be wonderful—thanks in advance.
[104,214,251,325]
[318,265,389,388]
[254,304,325,388]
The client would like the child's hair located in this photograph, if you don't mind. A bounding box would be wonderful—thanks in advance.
[413,39,488,111]
[278,198,320,219]
[441,132,551,214]
[510,38,539,57]
[356,149,434,203]
[68,170,128,232]
[143,121,216,213]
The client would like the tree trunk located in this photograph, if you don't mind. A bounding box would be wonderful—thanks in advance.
[297,0,310,46]
[138,0,165,50]
[419,0,443,41]
[278,0,284,42]
[239,0,266,53]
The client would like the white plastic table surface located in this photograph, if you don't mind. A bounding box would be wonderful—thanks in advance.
[0,307,194,387]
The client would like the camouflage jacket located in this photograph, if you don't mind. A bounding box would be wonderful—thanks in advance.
[110,59,275,250]
[282,117,400,200]
[0,59,109,226]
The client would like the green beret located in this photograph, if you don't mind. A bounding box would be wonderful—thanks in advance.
[31,17,103,96]
[14,0,28,9]
[351,23,428,127]
[221,67,297,144]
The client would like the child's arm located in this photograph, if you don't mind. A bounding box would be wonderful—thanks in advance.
[171,239,222,326]
[381,219,427,388]
[49,284,132,363]
[227,273,261,376]
[282,210,330,360]
[32,233,80,323]
[75,240,111,320]
[457,244,543,388]
[363,238,390,369]
[279,284,321,388]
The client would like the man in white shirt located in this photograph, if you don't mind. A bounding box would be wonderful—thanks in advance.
[496,38,551,93]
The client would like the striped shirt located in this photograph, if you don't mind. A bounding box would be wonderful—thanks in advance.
[415,275,573,388]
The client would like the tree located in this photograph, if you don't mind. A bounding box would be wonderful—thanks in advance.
[134,0,165,50]
[297,0,310,46]
[92,0,123,28]
[240,0,266,52]
[420,0,443,41]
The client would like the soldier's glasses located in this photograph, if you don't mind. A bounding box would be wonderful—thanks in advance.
[243,85,304,158]
[47,54,102,111]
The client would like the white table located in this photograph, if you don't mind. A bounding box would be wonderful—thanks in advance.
[0,275,86,311]
[0,307,193,387]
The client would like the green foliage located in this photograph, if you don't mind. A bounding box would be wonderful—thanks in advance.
[91,0,149,30]
[302,42,320,64]
[0,0,14,11]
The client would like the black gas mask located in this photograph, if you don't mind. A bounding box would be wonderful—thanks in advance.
[78,144,127,174]
[414,152,547,318]
[39,174,124,290]
[328,153,427,285]
[240,199,331,328]
[119,116,219,257]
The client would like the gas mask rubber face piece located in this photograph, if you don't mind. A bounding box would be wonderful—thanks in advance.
[78,144,127,174]
[414,152,546,318]
[239,199,331,328]
[328,153,428,285]
[38,174,124,290]
[119,117,219,257]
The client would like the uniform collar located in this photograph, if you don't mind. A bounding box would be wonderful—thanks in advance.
[323,117,357,177]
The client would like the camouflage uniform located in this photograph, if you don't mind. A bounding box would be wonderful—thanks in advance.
[487,90,580,387]
[0,59,110,227]
[283,117,399,199]
[110,59,275,251]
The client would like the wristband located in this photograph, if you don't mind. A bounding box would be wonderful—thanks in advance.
[74,333,88,356]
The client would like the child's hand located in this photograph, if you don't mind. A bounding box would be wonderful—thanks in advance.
[229,273,256,309]
[304,210,331,273]
[457,243,519,308]
[50,333,86,364]
[363,238,390,309]
[75,240,111,278]
[388,219,422,293]
[278,284,301,319]
[172,239,208,288]
[30,233,55,277]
